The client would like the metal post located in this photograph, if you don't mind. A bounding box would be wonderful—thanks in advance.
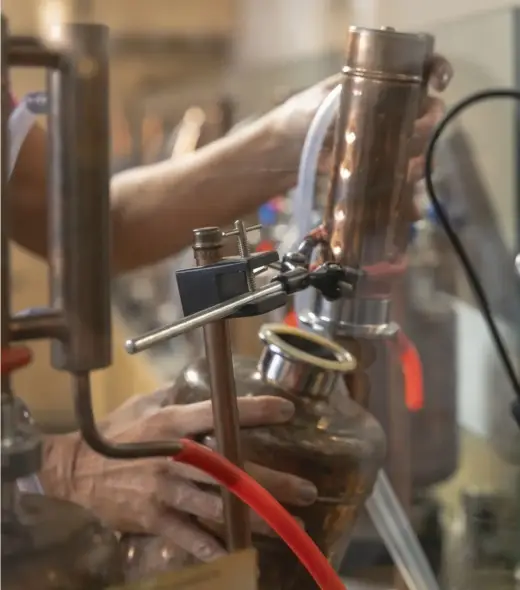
[49,23,112,374]
[193,227,251,551]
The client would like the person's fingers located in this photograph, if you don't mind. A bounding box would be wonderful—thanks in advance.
[246,462,318,507]
[157,475,275,536]
[427,54,454,92]
[154,512,227,563]
[408,155,426,185]
[167,460,217,485]
[318,73,343,93]
[98,387,174,431]
[157,396,295,437]
[157,477,229,523]
[194,440,318,507]
[167,454,318,506]
[414,96,445,143]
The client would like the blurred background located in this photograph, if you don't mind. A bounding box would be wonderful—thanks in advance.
[4,1,520,588]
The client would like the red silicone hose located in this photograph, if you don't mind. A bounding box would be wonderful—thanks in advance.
[174,439,345,590]
[2,346,32,374]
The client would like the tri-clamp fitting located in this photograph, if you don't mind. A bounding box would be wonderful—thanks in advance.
[126,222,361,355]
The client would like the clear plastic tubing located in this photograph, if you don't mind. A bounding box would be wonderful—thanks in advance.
[292,84,341,317]
[367,472,441,590]
[293,86,441,590]
[293,84,341,240]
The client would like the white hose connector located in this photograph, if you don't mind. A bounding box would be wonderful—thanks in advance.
[292,84,342,318]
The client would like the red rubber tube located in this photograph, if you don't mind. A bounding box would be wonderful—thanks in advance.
[393,331,424,412]
[1,346,32,374]
[174,439,346,590]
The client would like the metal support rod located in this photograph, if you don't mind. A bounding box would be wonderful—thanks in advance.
[72,372,184,460]
[233,220,256,292]
[48,24,112,374]
[9,309,67,342]
[7,40,63,69]
[193,227,251,551]
[125,282,283,354]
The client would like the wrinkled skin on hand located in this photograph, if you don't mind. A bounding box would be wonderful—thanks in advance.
[40,388,317,572]
[271,53,453,193]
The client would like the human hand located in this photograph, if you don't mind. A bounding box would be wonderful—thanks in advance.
[408,54,454,185]
[267,54,453,183]
[41,388,317,563]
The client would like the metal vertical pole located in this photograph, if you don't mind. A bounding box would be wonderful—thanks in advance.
[192,227,251,551]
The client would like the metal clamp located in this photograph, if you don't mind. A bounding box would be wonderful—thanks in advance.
[223,221,262,292]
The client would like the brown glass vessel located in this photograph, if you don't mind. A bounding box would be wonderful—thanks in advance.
[171,324,386,589]
[2,493,124,590]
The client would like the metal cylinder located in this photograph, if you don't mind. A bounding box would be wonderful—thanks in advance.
[308,26,432,336]
[258,324,356,397]
[326,26,430,271]
[193,227,251,552]
[49,23,112,372]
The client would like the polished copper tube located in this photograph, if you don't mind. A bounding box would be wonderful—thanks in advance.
[48,24,112,373]
[325,27,431,278]
[192,227,252,552]
[304,27,434,338]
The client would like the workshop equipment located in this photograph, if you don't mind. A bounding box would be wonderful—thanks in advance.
[1,16,351,590]
[1,19,124,590]
[125,220,386,590]
[123,25,445,590]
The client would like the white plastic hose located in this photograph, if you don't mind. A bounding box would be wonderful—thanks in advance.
[293,84,342,242]
[292,84,342,318]
[367,472,441,590]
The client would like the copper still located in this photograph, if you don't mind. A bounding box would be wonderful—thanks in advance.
[120,25,438,588]
[1,19,124,590]
[124,222,386,589]
[172,324,386,590]
[289,28,458,505]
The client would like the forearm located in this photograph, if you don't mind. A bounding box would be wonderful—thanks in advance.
[110,113,295,272]
[10,113,296,273]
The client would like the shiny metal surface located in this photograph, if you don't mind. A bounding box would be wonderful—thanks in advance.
[312,26,432,336]
[325,26,429,269]
[126,281,284,353]
[303,298,399,339]
[193,227,251,552]
[49,24,112,373]
[258,323,356,397]
[9,309,67,342]
[233,220,257,291]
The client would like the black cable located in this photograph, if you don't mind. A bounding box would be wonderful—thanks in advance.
[424,88,520,427]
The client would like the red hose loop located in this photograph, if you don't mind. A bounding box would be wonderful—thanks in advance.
[173,439,345,590]
[1,346,32,375]
[389,332,424,412]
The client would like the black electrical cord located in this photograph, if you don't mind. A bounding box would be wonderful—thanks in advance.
[424,88,520,428]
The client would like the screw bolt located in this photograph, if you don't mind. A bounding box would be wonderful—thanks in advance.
[223,220,262,292]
